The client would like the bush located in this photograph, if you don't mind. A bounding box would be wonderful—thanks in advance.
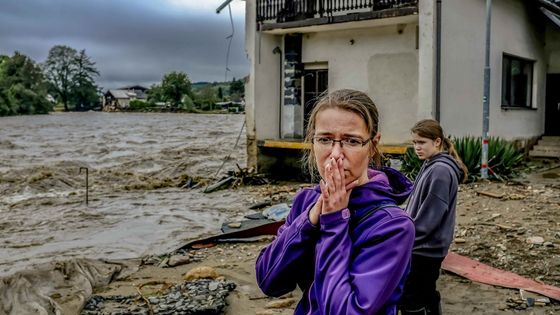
[400,147,423,180]
[400,136,525,182]
[128,99,151,111]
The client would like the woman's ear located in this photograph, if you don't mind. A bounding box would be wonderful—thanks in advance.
[435,137,442,149]
[369,133,381,157]
[373,133,381,144]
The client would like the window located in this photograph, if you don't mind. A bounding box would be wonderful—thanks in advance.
[501,54,534,108]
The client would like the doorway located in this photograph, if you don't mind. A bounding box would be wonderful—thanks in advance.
[302,68,328,134]
[545,74,560,136]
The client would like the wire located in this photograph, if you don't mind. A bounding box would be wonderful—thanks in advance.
[214,119,246,178]
[224,4,235,82]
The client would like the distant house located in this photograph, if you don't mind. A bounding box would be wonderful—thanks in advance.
[241,0,560,175]
[103,85,148,111]
[215,100,246,112]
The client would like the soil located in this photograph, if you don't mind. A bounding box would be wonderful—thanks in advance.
[81,162,560,315]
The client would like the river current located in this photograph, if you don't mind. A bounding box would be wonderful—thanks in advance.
[0,112,249,277]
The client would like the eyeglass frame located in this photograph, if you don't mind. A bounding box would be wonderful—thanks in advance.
[311,136,373,149]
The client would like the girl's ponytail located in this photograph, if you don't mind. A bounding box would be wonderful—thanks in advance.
[443,137,468,183]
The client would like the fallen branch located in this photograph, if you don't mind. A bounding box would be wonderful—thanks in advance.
[476,191,505,199]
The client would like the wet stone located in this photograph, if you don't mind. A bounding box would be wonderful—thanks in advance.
[81,279,236,315]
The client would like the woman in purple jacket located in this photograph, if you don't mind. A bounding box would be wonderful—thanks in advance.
[255,89,415,315]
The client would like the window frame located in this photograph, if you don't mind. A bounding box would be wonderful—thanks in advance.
[501,53,535,110]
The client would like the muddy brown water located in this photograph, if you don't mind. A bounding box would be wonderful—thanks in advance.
[0,112,249,277]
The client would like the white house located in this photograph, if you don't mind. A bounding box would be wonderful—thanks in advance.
[103,85,149,111]
[239,0,560,176]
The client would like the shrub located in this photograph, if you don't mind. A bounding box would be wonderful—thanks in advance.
[400,147,423,180]
[129,99,151,111]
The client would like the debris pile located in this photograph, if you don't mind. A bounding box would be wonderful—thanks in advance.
[81,279,236,315]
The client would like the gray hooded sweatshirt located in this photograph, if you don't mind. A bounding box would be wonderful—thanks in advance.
[405,152,465,258]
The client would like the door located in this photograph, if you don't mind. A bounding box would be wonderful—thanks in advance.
[545,74,560,136]
[303,69,328,135]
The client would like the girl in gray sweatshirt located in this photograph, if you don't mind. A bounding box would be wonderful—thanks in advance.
[399,119,467,315]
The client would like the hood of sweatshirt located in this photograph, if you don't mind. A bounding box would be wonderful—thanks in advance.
[422,152,465,183]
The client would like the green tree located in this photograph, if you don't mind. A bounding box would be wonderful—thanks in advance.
[70,49,100,111]
[196,86,218,111]
[229,78,244,94]
[0,52,51,116]
[44,45,77,111]
[161,71,193,110]
[147,84,165,104]
[229,78,244,101]
[217,86,224,101]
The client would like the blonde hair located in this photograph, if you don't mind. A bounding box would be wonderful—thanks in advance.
[411,119,468,182]
[303,89,381,179]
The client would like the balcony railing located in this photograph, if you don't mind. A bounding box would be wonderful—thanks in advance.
[257,0,418,23]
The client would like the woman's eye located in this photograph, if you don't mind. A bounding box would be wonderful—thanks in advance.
[317,137,332,144]
[345,138,362,146]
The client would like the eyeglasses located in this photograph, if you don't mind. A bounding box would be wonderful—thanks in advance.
[312,136,371,149]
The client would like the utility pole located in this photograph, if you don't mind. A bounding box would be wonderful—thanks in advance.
[481,0,492,179]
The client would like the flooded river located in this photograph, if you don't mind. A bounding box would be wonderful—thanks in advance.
[0,112,248,277]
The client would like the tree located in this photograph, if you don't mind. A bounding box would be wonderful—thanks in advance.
[196,86,218,110]
[147,84,165,104]
[229,77,244,94]
[161,71,193,110]
[44,45,77,111]
[229,78,244,101]
[70,49,100,111]
[0,52,51,116]
[217,86,224,101]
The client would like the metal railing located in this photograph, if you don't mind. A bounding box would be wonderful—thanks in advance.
[256,0,418,23]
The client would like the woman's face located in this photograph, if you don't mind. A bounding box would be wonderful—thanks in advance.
[412,132,441,160]
[313,107,373,186]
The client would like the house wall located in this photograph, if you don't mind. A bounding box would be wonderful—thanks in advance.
[440,0,546,140]
[245,0,282,168]
[301,24,419,144]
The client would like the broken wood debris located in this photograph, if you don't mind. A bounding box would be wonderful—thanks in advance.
[476,190,505,199]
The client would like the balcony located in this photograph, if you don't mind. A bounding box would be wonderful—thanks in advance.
[257,0,418,32]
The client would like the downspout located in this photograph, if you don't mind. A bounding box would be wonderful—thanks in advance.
[273,46,283,138]
[435,0,442,121]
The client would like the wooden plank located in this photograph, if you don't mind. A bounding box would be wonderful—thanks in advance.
[443,252,560,301]
[261,140,311,150]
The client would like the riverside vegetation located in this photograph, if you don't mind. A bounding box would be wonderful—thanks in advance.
[0,46,245,116]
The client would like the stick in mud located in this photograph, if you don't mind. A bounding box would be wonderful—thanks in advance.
[79,167,89,205]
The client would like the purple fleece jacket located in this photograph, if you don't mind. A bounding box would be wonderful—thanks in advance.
[256,167,415,315]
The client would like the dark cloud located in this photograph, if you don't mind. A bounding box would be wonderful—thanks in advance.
[0,0,248,89]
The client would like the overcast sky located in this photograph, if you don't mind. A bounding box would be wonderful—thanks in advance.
[0,0,248,90]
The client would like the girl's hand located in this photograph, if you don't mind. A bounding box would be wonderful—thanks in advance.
[320,157,359,214]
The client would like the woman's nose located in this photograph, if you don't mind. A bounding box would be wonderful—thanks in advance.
[330,142,344,159]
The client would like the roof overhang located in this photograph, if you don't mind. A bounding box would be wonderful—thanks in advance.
[539,0,560,29]
[541,7,560,29]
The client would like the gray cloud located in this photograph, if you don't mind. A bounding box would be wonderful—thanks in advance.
[0,0,249,89]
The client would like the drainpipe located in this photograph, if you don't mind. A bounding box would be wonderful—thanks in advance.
[435,0,442,121]
[273,46,283,138]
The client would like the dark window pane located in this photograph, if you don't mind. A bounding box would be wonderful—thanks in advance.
[501,54,534,108]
